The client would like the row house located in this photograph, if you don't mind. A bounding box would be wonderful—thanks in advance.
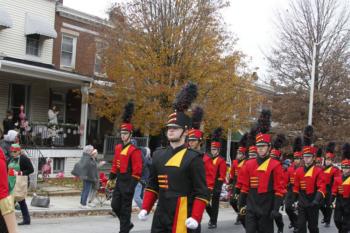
[0,0,109,178]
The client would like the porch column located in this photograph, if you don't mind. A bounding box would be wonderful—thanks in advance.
[80,84,89,148]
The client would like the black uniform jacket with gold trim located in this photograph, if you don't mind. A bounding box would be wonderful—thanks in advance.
[145,144,210,232]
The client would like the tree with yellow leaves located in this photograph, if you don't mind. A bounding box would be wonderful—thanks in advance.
[91,0,259,136]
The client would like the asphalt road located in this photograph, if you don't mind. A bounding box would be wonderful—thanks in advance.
[21,208,338,233]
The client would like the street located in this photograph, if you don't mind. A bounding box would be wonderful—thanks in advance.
[21,208,338,233]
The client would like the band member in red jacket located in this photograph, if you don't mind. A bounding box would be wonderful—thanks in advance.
[138,83,209,232]
[270,134,287,233]
[285,136,303,232]
[332,143,350,233]
[320,142,341,227]
[206,127,227,229]
[238,109,285,233]
[108,102,142,233]
[229,133,248,224]
[293,126,326,233]
[188,107,215,193]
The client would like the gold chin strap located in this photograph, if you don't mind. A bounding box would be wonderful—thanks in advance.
[0,195,15,216]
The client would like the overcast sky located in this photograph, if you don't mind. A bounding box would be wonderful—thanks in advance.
[64,0,289,81]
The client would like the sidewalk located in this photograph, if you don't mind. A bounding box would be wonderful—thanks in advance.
[17,195,123,219]
[17,194,231,219]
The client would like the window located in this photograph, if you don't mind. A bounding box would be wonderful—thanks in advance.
[26,34,41,56]
[94,41,104,75]
[60,35,76,68]
[53,158,65,173]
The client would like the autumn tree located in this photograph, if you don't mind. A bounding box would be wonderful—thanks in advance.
[91,0,258,136]
[268,0,350,142]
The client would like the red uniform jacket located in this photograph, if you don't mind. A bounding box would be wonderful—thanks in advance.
[287,165,297,187]
[212,155,226,183]
[323,165,341,190]
[240,157,284,196]
[332,175,350,198]
[235,159,247,190]
[203,153,216,191]
[110,143,142,180]
[332,175,350,211]
[293,165,326,207]
[230,159,239,181]
[0,148,9,200]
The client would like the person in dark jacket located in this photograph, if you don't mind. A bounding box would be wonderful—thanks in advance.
[72,145,99,209]
[7,144,34,226]
[0,130,19,163]
[3,110,15,136]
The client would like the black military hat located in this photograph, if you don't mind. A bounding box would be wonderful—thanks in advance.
[166,82,198,129]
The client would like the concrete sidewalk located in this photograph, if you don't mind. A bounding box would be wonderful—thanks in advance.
[17,195,120,219]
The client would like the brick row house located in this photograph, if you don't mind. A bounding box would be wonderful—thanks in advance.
[0,0,111,179]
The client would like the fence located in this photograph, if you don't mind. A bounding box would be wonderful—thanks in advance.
[24,147,45,190]
[21,122,80,147]
[103,136,149,155]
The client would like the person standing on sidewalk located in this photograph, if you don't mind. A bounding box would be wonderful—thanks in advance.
[320,142,341,227]
[293,126,326,233]
[72,145,99,209]
[133,147,152,209]
[3,109,15,136]
[7,143,34,226]
[107,102,142,233]
[206,127,227,229]
[138,82,209,232]
[0,147,18,233]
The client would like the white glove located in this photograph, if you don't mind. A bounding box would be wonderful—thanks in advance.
[138,209,148,221]
[185,217,198,229]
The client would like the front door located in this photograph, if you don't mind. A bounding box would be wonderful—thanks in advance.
[8,84,31,122]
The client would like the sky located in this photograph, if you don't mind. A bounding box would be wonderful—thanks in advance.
[63,0,289,81]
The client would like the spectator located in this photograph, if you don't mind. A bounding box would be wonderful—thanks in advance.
[0,147,18,233]
[48,105,59,125]
[88,150,106,207]
[72,145,99,209]
[3,109,15,135]
[7,144,34,226]
[133,147,152,209]
[0,130,19,163]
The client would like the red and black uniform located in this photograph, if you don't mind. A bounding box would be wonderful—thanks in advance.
[239,154,285,233]
[110,141,142,233]
[0,148,12,233]
[203,153,216,192]
[320,164,341,225]
[206,153,226,226]
[293,152,326,233]
[332,161,350,233]
[142,146,210,233]
[285,161,300,228]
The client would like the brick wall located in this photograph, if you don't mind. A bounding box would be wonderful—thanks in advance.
[53,13,103,77]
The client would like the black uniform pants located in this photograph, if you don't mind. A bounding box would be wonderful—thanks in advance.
[334,208,350,233]
[320,193,332,224]
[0,214,8,233]
[111,184,134,233]
[206,190,220,225]
[274,213,284,231]
[245,210,273,233]
[297,206,319,233]
[285,191,298,227]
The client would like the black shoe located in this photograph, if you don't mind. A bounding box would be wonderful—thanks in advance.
[18,221,30,226]
[325,223,330,228]
[234,220,241,225]
[128,223,134,232]
[208,222,217,229]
